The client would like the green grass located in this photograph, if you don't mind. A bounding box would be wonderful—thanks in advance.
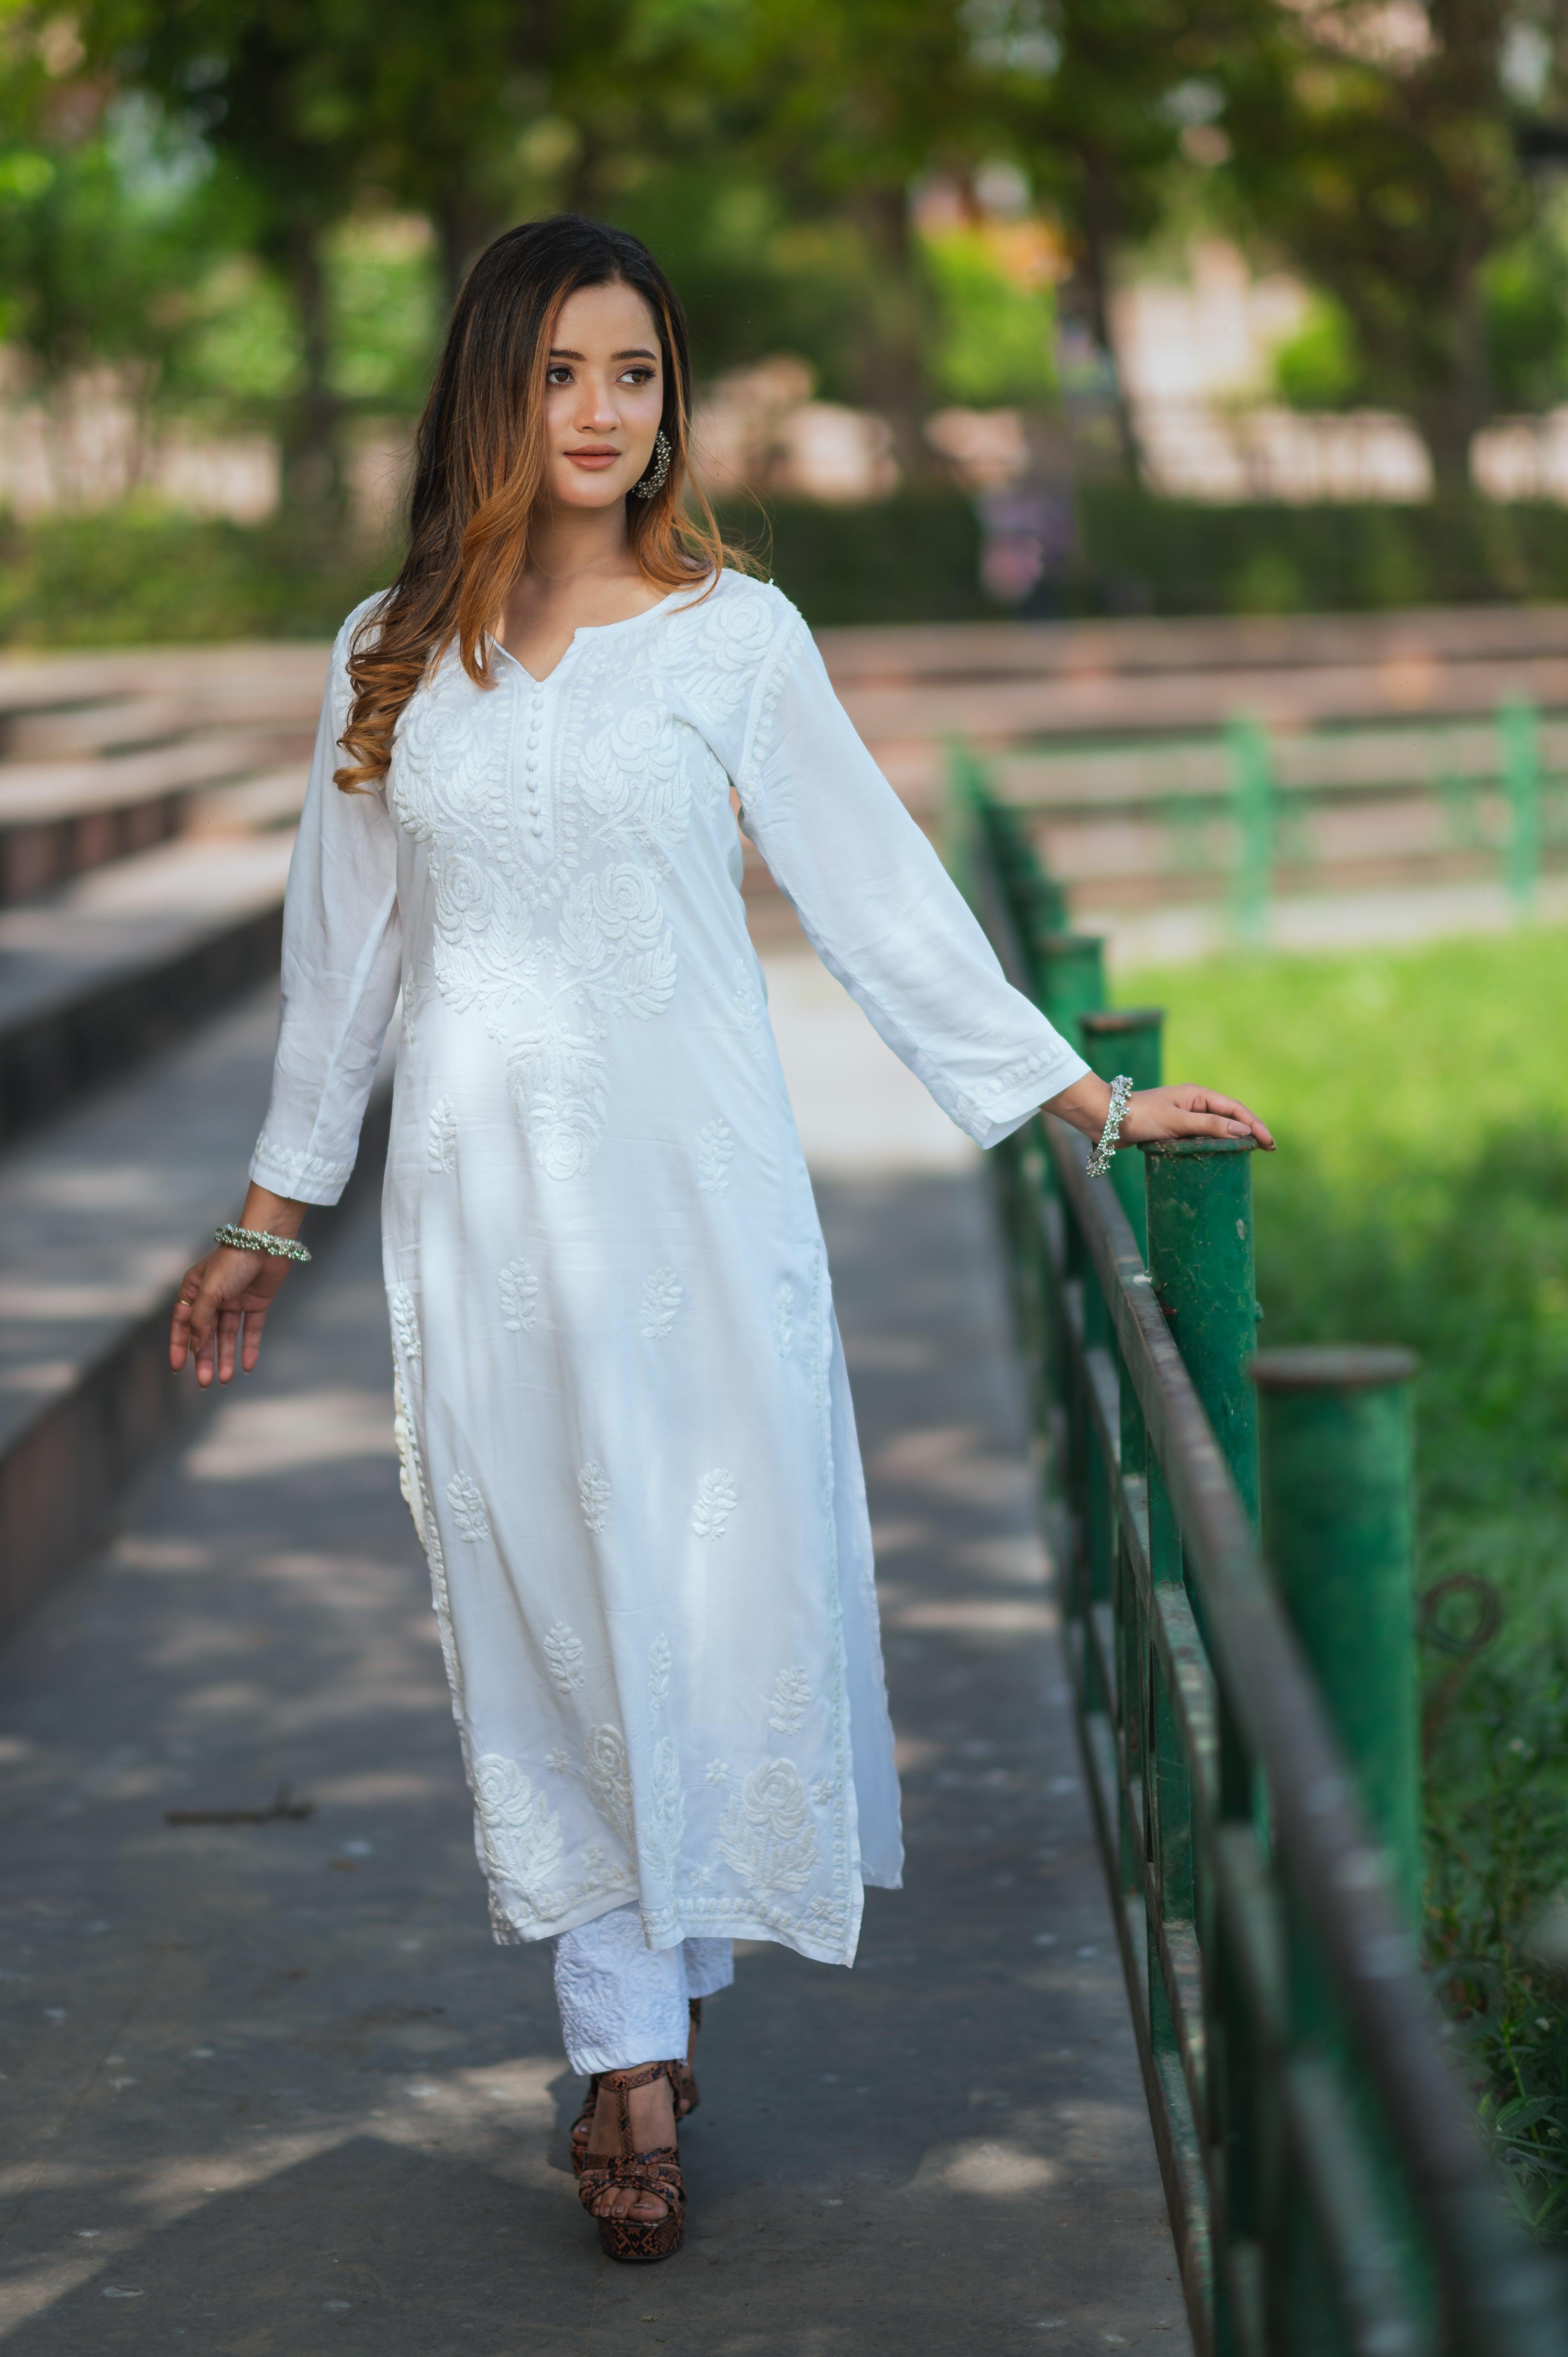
[1127,922,1568,2231]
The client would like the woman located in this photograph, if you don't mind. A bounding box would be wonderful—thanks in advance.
[170,214,1272,2265]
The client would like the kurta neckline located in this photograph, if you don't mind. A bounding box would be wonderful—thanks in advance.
[490,583,698,687]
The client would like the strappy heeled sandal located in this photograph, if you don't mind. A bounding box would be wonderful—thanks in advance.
[576,2058,685,2264]
[570,1998,702,2177]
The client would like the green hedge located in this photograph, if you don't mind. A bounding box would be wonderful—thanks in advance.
[0,505,391,645]
[1076,487,1568,617]
[12,486,1568,646]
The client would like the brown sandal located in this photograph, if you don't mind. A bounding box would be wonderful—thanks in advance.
[576,2059,685,2264]
[570,1998,702,2177]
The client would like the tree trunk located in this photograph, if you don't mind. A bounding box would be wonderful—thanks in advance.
[1075,163,1143,487]
[278,233,346,524]
[846,182,941,488]
[1413,233,1491,496]
[434,196,499,317]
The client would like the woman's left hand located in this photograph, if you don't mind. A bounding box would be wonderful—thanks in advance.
[1045,1075,1275,1153]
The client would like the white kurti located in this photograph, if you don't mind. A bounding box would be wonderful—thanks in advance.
[250,569,1088,1967]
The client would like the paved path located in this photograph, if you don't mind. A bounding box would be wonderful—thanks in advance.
[0,953,1184,2357]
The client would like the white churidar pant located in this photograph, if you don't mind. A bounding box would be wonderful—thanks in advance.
[553,1903,734,2075]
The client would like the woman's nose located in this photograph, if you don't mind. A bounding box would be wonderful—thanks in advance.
[574,382,619,432]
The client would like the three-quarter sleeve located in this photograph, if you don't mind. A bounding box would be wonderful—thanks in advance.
[249,611,403,1205]
[734,602,1089,1148]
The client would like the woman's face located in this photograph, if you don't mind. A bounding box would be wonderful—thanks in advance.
[540,279,666,513]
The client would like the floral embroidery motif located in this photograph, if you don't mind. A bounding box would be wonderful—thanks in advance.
[251,1131,353,1200]
[446,1470,490,1542]
[499,1257,539,1332]
[503,865,679,1182]
[579,703,691,875]
[717,1759,816,1898]
[691,1467,738,1540]
[543,1621,586,1695]
[810,1776,837,1807]
[584,1723,635,1846]
[731,952,762,1027]
[639,1267,683,1339]
[392,1370,464,1733]
[768,1666,812,1735]
[427,1096,458,1173]
[505,1018,608,1185]
[577,1460,610,1534]
[704,1759,729,1785]
[640,1736,686,1884]
[696,1117,734,1196]
[389,1285,420,1361]
[473,1755,564,1906]
[772,1279,794,1357]
[545,1747,572,1774]
[388,640,694,1185]
[648,1633,672,1709]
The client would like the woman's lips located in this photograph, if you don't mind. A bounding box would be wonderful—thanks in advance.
[565,449,621,469]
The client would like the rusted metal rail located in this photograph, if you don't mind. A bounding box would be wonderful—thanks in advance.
[955,766,1568,2355]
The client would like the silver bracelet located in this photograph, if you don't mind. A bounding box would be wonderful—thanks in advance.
[1086,1076,1134,1177]
[214,1222,312,1264]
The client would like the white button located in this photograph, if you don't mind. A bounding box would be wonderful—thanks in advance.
[531,822,544,838]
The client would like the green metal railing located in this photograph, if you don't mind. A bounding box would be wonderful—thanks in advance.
[952,760,1568,2356]
[998,695,1568,940]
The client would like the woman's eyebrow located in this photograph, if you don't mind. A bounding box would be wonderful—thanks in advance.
[546,346,659,360]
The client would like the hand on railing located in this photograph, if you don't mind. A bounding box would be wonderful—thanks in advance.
[1044,1074,1275,1155]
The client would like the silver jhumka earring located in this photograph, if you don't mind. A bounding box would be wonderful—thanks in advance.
[632,430,672,499]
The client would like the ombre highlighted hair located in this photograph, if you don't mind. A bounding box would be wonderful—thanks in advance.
[334,214,749,792]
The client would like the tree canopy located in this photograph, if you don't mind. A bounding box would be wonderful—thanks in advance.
[4,0,1568,509]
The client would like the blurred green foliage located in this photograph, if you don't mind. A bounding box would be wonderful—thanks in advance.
[25,484,1568,643]
[923,226,1059,405]
[1272,295,1365,411]
[1133,927,1568,2233]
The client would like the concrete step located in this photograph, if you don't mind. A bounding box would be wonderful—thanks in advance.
[0,739,310,904]
[0,834,293,1147]
[0,976,389,1643]
[815,600,1568,683]
[0,642,329,733]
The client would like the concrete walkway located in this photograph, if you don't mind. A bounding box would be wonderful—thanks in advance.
[0,953,1184,2357]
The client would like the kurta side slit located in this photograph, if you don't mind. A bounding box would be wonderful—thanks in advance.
[250,569,1088,1968]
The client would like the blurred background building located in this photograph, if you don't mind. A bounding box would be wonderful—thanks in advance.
[11,0,1568,631]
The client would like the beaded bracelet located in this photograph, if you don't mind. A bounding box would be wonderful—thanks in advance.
[1086,1075,1134,1178]
[214,1222,312,1264]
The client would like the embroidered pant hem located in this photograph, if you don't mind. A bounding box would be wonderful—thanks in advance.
[552,1901,734,2076]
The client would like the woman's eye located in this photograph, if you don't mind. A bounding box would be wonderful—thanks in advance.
[546,366,573,385]
[621,367,655,385]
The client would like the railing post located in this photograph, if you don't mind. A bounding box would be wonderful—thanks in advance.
[1082,1006,1164,1258]
[1144,1136,1260,2342]
[1033,932,1105,1059]
[1251,1346,1421,1917]
[1228,716,1275,943]
[1142,1139,1259,1524]
[1501,694,1542,912]
[1252,1346,1425,2347]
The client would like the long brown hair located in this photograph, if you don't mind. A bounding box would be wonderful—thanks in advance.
[335,214,745,792]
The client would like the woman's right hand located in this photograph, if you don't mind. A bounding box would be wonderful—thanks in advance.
[169,1188,308,1387]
